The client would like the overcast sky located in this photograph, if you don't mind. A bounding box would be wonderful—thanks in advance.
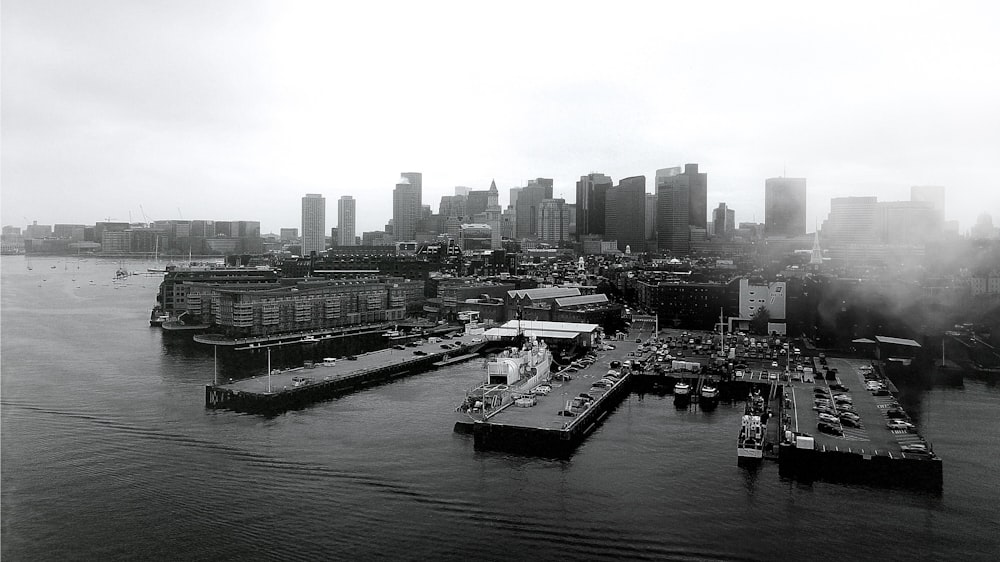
[3,1,999,235]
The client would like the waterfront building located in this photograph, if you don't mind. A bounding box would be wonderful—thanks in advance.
[301,193,326,256]
[53,224,86,241]
[605,176,646,253]
[575,173,612,239]
[656,164,707,255]
[338,196,356,246]
[737,278,787,335]
[635,279,727,330]
[202,278,407,338]
[157,266,280,316]
[393,177,420,242]
[765,177,807,237]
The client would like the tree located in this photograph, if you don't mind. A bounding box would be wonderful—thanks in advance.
[750,307,771,336]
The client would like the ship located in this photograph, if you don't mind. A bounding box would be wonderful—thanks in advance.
[673,381,691,403]
[700,383,719,409]
[737,391,767,462]
[455,337,552,428]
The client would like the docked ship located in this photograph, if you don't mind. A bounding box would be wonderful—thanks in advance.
[455,337,552,427]
[700,383,719,409]
[737,391,767,461]
[673,381,691,403]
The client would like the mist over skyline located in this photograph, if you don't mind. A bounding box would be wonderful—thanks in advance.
[3,1,998,235]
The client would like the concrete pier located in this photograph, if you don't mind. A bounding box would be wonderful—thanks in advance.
[205,338,485,414]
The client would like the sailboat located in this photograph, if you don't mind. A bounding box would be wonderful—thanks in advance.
[147,237,167,273]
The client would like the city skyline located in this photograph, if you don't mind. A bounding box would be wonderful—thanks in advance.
[3,2,998,235]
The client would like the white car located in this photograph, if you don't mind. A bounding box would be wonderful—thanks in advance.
[818,413,840,424]
[471,338,483,343]
[771,361,779,368]
[886,420,914,430]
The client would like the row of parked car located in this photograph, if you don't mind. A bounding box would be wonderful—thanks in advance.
[813,384,859,436]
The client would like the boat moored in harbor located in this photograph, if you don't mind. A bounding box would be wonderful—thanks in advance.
[455,337,552,425]
[738,391,767,462]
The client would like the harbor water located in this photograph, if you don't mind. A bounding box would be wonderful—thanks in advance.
[3,256,999,560]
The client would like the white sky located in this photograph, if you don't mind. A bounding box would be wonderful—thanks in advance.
[3,0,999,235]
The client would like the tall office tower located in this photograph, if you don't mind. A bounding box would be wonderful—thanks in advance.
[454,186,469,197]
[508,187,521,210]
[656,164,707,255]
[645,193,658,241]
[575,173,613,239]
[439,194,467,219]
[515,179,554,238]
[605,176,646,252]
[877,200,939,244]
[466,189,490,218]
[301,193,326,255]
[338,196,356,246]
[567,203,576,237]
[401,172,422,208]
[765,177,807,237]
[392,177,419,242]
[821,196,878,244]
[712,203,736,239]
[911,185,945,221]
[538,198,570,243]
[484,180,503,248]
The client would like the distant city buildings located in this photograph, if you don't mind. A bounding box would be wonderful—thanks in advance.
[301,193,326,256]
[764,177,807,237]
[712,203,736,240]
[656,164,707,255]
[575,173,612,240]
[393,176,420,242]
[538,198,570,244]
[606,176,646,252]
[515,178,553,239]
[338,196,356,246]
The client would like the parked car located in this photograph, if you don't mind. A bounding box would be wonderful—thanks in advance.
[818,413,840,424]
[841,417,862,428]
[818,422,843,436]
[886,420,915,430]
[393,344,406,350]
[413,350,427,356]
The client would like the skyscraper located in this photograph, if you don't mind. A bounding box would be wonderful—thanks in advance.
[338,196,356,246]
[656,164,707,255]
[393,177,419,242]
[575,173,613,240]
[765,177,807,237]
[301,193,326,256]
[401,172,423,209]
[712,203,735,239]
[538,198,570,243]
[822,196,878,244]
[484,180,502,249]
[605,176,646,252]
[515,178,553,239]
[645,193,657,241]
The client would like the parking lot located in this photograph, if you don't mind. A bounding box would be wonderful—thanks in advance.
[785,357,935,457]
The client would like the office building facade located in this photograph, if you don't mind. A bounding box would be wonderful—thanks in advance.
[605,176,646,252]
[764,177,807,237]
[338,196,356,246]
[301,193,326,256]
[575,173,612,239]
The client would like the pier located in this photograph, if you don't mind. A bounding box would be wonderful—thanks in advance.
[776,357,943,489]
[470,336,655,457]
[205,338,485,414]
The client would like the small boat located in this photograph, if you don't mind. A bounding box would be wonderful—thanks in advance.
[301,335,319,343]
[673,381,691,396]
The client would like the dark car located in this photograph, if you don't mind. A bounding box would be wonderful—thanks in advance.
[557,410,576,417]
[874,389,892,396]
[817,422,843,436]
[441,334,452,339]
[829,384,849,392]
[393,344,406,350]
[440,344,452,349]
[346,355,358,361]
[413,350,427,356]
[841,417,862,428]
[886,409,908,419]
